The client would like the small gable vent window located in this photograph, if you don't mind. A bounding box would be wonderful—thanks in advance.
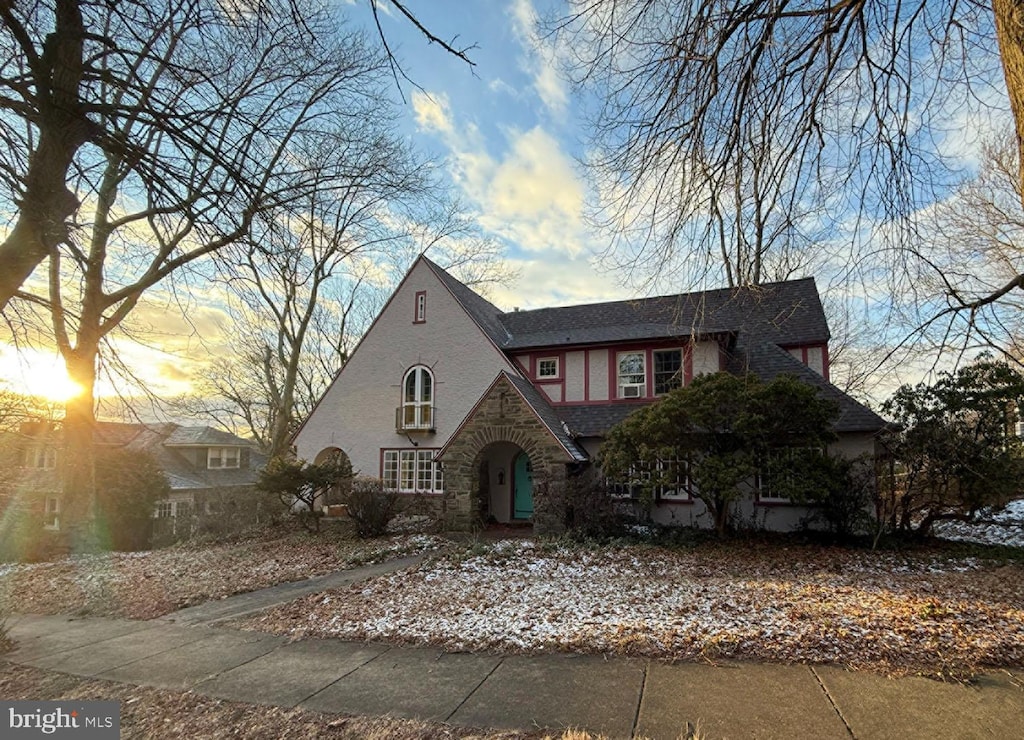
[208,447,240,469]
[538,357,559,379]
[414,291,426,323]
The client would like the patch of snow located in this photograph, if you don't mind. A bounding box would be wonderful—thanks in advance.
[242,538,1024,676]
[935,498,1024,548]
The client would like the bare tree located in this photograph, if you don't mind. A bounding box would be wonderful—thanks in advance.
[550,0,1024,312]
[0,0,478,312]
[892,128,1024,365]
[6,0,396,548]
[188,195,514,458]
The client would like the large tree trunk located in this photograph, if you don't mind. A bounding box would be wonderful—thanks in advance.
[993,0,1024,209]
[61,348,100,552]
[0,0,90,311]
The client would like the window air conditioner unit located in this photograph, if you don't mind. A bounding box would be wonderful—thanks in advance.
[622,384,643,398]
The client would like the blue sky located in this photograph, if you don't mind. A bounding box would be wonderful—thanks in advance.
[0,0,1013,404]
[350,0,638,310]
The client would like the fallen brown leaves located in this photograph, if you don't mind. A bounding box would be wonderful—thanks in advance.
[239,539,1024,679]
[0,525,445,620]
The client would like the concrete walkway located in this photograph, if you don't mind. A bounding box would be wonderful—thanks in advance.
[157,553,428,626]
[4,553,1022,739]
[5,613,1022,739]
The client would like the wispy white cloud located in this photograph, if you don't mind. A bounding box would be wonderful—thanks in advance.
[509,0,568,116]
[411,90,454,134]
[488,257,631,311]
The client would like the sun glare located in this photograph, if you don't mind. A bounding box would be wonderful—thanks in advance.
[0,347,84,402]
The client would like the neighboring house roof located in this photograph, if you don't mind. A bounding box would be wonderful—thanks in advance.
[13,422,264,493]
[163,426,253,447]
[159,447,269,490]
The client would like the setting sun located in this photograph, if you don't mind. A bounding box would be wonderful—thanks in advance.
[0,346,85,402]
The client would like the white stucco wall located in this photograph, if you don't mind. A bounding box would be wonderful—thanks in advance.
[483,441,520,523]
[541,384,563,403]
[565,351,585,402]
[691,340,720,377]
[585,433,879,533]
[294,259,517,481]
[807,346,824,376]
[588,349,609,401]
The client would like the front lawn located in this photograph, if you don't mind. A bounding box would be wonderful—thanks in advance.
[238,537,1024,679]
[0,525,446,619]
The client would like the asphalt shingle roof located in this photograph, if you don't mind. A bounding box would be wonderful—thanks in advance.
[16,422,264,492]
[423,256,511,349]
[728,340,887,433]
[504,373,589,462]
[556,404,647,438]
[163,426,252,447]
[424,257,880,440]
[498,278,829,349]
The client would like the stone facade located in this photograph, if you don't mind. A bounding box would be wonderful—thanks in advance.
[439,375,573,534]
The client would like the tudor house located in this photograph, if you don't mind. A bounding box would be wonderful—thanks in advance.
[293,255,885,534]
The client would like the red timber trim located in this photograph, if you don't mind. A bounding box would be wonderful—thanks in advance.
[822,343,830,382]
[529,351,566,403]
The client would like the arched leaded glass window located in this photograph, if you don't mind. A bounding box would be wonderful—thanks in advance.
[402,366,434,429]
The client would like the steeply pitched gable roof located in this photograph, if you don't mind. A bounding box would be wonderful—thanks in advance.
[422,255,511,348]
[503,373,588,462]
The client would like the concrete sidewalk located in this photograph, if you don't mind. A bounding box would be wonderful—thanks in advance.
[4,613,1021,739]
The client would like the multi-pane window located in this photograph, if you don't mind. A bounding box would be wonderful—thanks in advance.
[154,501,173,518]
[538,358,559,378]
[402,366,434,430]
[653,349,683,395]
[43,496,60,530]
[383,451,399,490]
[27,446,57,469]
[608,459,692,501]
[382,449,443,493]
[617,352,646,398]
[208,447,240,469]
[652,459,693,501]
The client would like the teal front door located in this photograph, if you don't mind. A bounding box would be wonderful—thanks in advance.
[513,452,533,519]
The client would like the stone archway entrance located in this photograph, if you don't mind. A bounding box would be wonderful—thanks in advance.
[438,373,584,534]
[471,442,534,524]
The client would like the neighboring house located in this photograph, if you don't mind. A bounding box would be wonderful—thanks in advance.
[294,255,886,534]
[8,421,266,533]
